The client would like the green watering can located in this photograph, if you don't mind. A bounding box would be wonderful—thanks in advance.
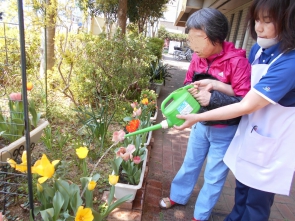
[125,85,201,138]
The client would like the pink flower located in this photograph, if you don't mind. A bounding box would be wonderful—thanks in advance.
[132,107,142,117]
[131,102,138,109]
[112,130,125,142]
[133,156,141,164]
[116,144,136,161]
[9,92,22,101]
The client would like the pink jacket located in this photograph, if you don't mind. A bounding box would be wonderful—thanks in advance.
[184,42,251,97]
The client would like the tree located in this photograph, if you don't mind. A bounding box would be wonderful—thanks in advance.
[127,0,169,33]
[117,0,127,35]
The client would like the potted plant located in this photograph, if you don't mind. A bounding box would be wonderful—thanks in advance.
[111,130,148,202]
[149,59,173,95]
[0,91,49,161]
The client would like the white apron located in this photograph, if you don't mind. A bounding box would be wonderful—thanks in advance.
[224,49,295,195]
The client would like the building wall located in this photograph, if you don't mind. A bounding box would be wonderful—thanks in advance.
[224,1,255,57]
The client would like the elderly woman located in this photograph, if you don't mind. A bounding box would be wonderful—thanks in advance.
[159,8,251,221]
[174,0,295,220]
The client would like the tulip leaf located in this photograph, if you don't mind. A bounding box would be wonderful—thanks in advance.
[53,191,64,220]
[123,116,133,122]
[92,173,101,181]
[55,180,71,211]
[91,208,103,221]
[40,208,54,221]
[69,189,82,214]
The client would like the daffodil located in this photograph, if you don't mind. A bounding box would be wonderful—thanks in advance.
[109,174,119,185]
[32,154,60,184]
[76,146,89,159]
[75,206,94,221]
[87,181,96,191]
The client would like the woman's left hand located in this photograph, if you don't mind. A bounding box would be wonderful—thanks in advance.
[173,114,198,130]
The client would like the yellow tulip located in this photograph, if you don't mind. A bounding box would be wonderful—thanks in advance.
[7,158,16,168]
[87,181,96,191]
[75,206,94,221]
[37,183,43,192]
[109,174,119,185]
[76,147,89,159]
[32,154,60,183]
[141,98,148,105]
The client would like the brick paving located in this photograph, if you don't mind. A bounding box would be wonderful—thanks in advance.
[107,54,295,221]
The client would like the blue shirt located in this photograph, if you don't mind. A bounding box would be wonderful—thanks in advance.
[249,43,295,107]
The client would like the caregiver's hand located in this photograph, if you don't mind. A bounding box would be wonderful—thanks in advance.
[173,114,199,130]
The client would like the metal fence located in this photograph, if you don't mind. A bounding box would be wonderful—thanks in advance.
[0,1,35,219]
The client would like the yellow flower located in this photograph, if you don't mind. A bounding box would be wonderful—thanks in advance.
[76,147,89,159]
[141,98,148,105]
[75,206,94,221]
[87,181,96,191]
[7,158,16,168]
[109,174,119,185]
[32,154,60,184]
[37,183,43,192]
[8,151,28,173]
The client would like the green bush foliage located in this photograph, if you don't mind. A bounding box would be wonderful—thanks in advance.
[146,37,164,60]
[49,31,155,107]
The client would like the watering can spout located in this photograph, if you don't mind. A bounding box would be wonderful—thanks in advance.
[124,120,169,138]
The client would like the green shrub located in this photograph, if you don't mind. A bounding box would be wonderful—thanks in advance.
[147,37,164,60]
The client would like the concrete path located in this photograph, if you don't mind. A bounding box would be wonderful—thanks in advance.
[141,54,295,221]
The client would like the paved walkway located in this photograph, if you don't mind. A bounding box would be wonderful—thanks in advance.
[141,54,295,221]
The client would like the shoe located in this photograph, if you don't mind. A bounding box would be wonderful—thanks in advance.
[159,197,176,209]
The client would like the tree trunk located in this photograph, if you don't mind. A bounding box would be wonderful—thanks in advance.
[46,0,57,71]
[117,0,127,35]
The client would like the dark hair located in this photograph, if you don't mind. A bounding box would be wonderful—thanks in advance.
[247,0,294,52]
[285,1,295,48]
[185,8,229,45]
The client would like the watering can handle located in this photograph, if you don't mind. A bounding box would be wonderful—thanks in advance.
[161,84,194,111]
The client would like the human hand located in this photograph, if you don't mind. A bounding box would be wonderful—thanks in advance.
[188,85,211,106]
[173,114,198,130]
[192,79,215,91]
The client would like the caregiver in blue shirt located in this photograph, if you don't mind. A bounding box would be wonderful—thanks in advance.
[174,0,295,220]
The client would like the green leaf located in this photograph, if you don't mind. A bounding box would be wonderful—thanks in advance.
[103,193,133,218]
[53,191,64,220]
[40,208,54,221]
[55,180,71,211]
[69,189,83,214]
[91,208,103,221]
[92,173,101,181]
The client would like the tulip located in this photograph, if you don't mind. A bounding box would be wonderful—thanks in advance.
[109,174,119,185]
[32,154,60,184]
[126,119,140,133]
[141,98,149,105]
[130,102,138,109]
[87,181,96,191]
[76,147,89,159]
[116,144,136,161]
[132,107,142,117]
[27,82,33,91]
[9,92,22,101]
[37,183,43,192]
[112,130,125,142]
[7,158,16,168]
[75,206,94,221]
[133,156,141,164]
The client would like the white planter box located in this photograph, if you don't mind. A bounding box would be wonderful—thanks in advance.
[150,109,158,122]
[0,119,49,161]
[143,130,153,146]
[114,148,148,202]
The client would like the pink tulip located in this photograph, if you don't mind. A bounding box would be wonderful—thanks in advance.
[9,92,22,101]
[116,144,136,161]
[132,107,142,117]
[112,130,125,142]
[131,102,138,109]
[133,156,141,164]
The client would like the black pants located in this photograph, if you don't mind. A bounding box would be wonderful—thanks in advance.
[224,179,275,221]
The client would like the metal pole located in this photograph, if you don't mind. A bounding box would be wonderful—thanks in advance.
[17,0,35,219]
